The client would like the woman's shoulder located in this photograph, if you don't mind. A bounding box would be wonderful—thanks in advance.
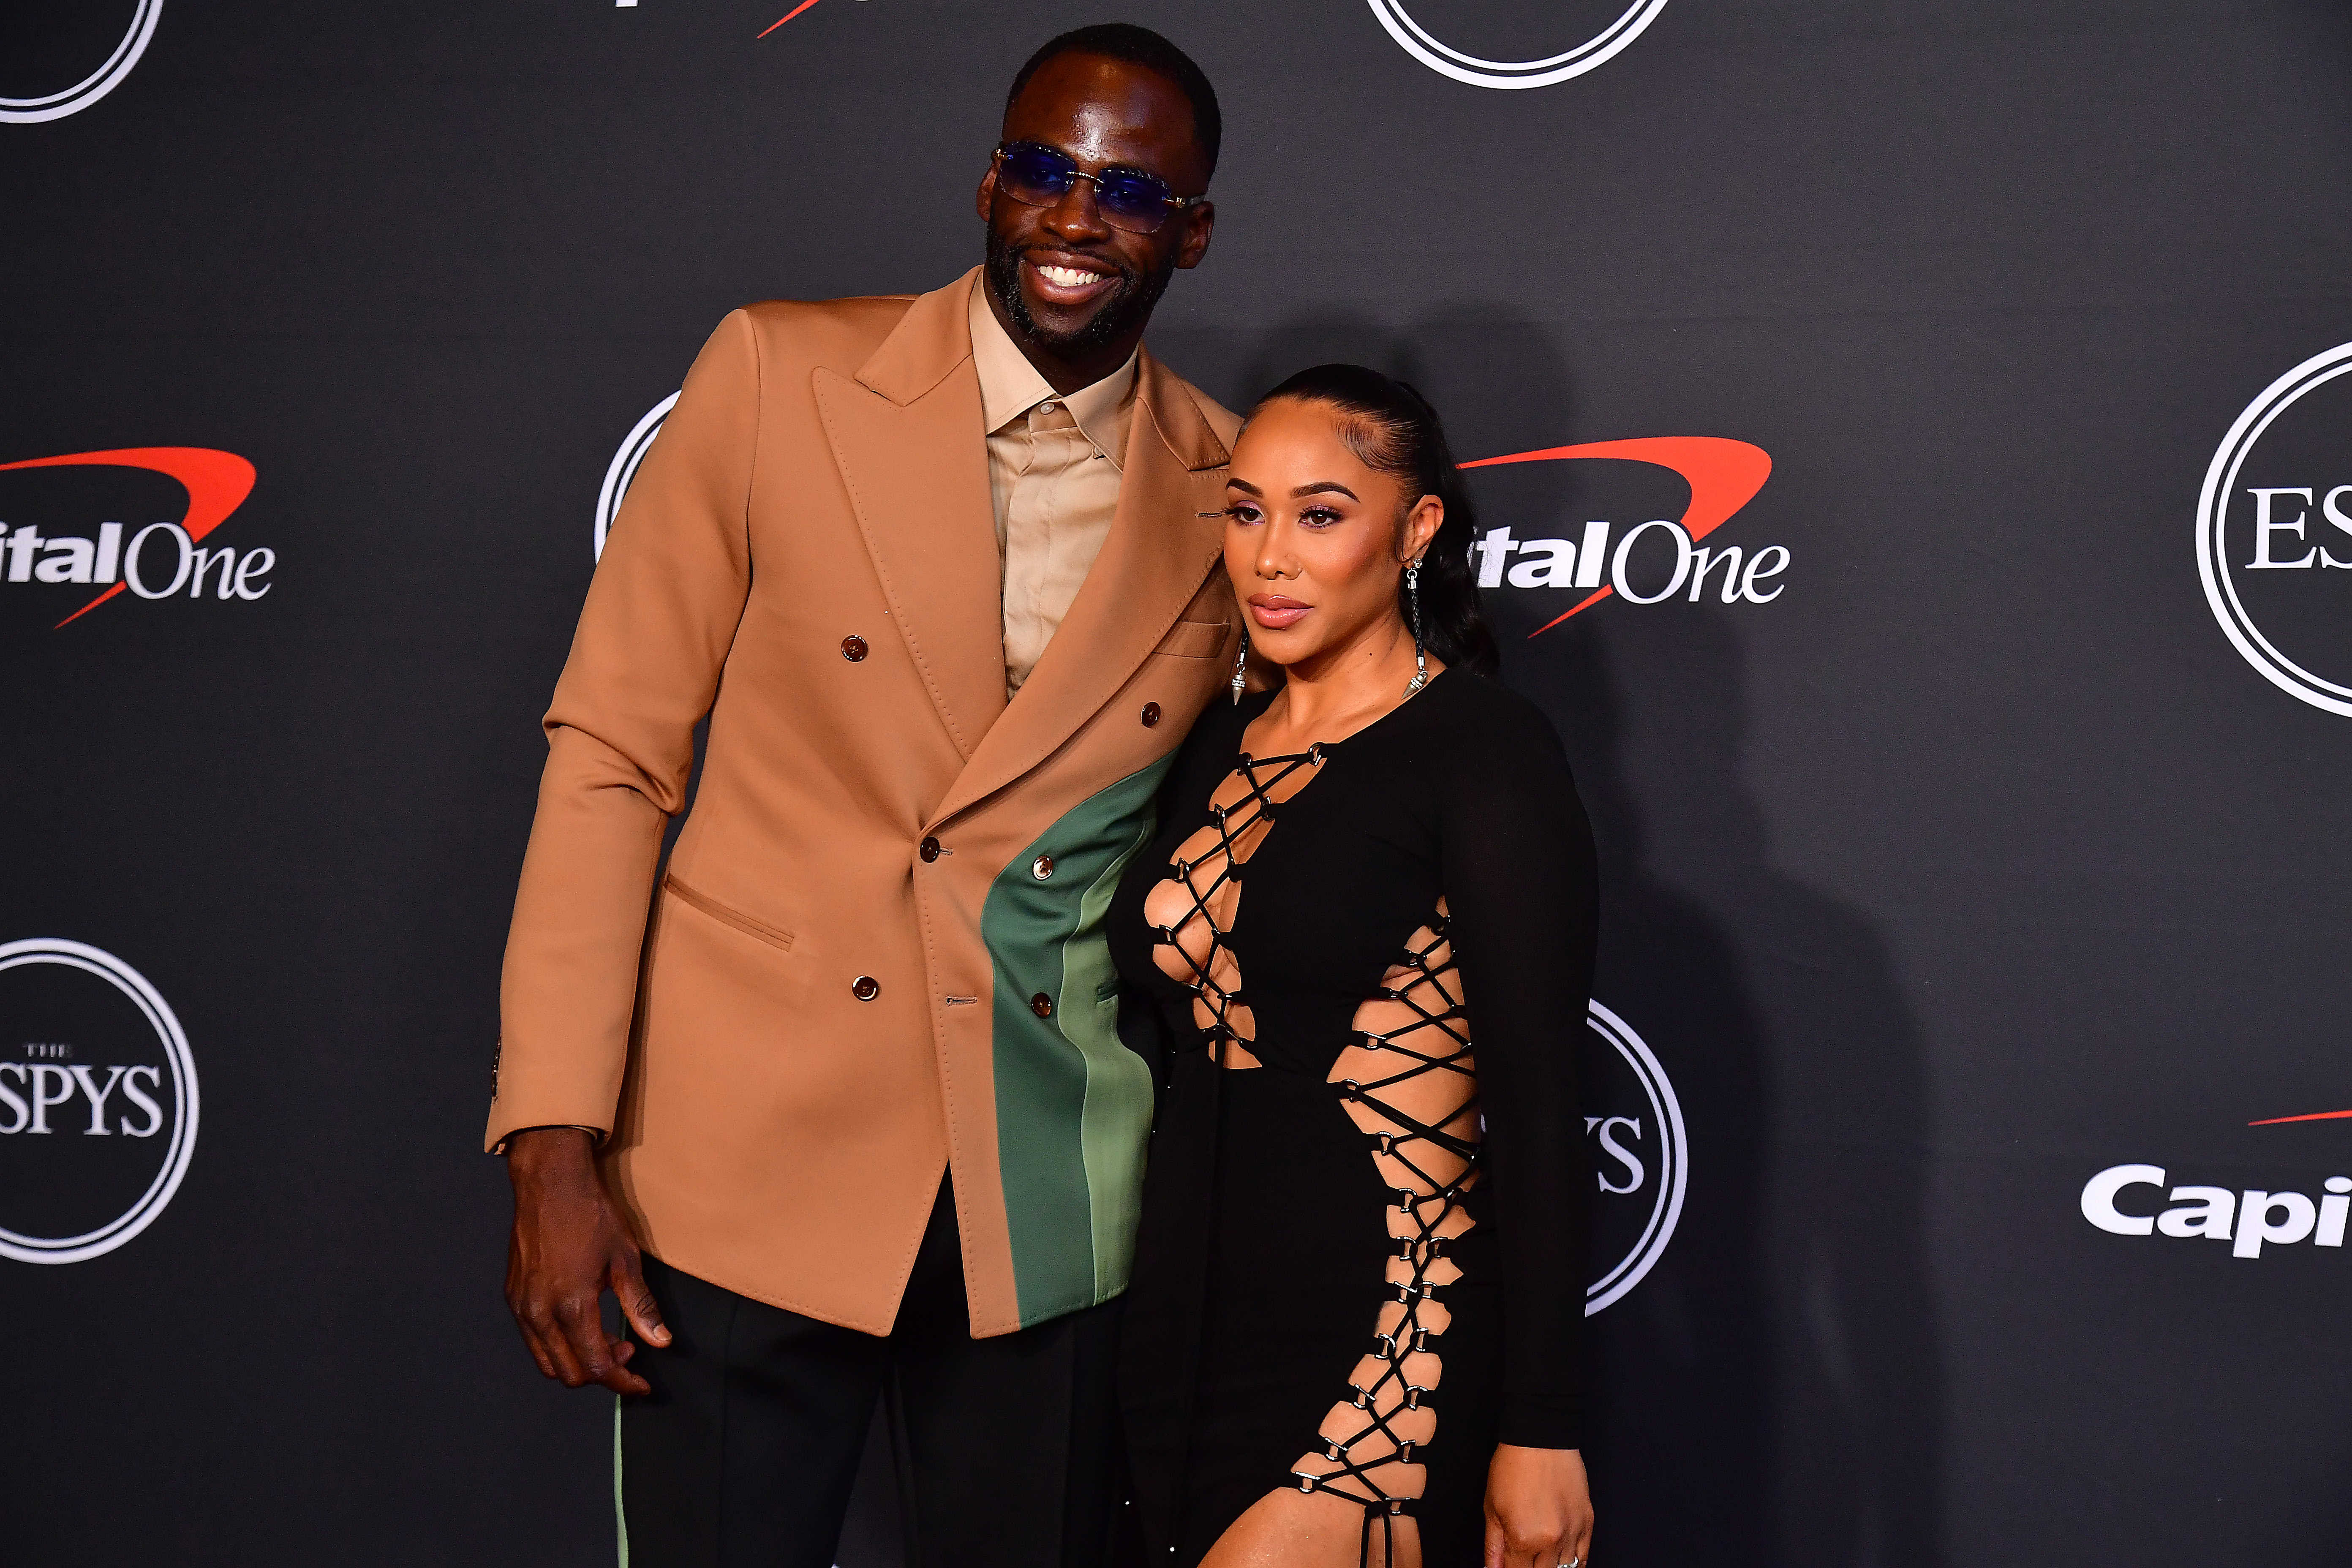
[1420,669,1568,762]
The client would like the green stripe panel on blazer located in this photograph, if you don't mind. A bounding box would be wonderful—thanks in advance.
[985,756,1174,1326]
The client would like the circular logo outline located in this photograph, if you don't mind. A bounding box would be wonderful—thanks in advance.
[1,1,166,125]
[2195,342,2352,718]
[593,392,679,561]
[1585,999,1685,1315]
[0,937,199,1264]
[1366,0,1669,90]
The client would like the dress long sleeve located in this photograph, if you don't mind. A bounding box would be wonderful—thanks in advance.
[1439,698,1599,1449]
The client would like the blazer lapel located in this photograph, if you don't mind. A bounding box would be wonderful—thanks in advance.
[815,270,1006,760]
[931,350,1233,825]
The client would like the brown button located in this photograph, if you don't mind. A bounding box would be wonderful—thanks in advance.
[1032,855,1054,880]
[1029,992,1054,1018]
[841,635,869,662]
[1141,702,1162,727]
[919,836,942,863]
[852,976,880,1001]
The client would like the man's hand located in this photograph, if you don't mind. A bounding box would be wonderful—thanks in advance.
[1484,1444,1594,1568]
[503,1127,671,1395]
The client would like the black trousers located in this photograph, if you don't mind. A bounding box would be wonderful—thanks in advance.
[618,1181,1124,1568]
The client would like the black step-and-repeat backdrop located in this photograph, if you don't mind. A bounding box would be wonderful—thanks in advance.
[6,3,2348,1563]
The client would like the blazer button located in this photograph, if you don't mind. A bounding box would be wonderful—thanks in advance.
[1030,992,1054,1018]
[1141,702,1162,727]
[852,976,880,1001]
[920,836,942,863]
[841,635,869,662]
[1032,855,1054,880]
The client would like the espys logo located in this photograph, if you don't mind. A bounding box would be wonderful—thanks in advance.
[594,394,679,561]
[3,2,164,123]
[2196,342,2352,716]
[1581,1001,1685,1315]
[0,939,199,1265]
[595,401,1779,609]
[0,447,268,627]
[1367,0,1669,90]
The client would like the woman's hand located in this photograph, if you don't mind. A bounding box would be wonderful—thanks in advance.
[1483,1444,1593,1568]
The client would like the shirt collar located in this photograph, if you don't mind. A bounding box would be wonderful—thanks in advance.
[968,275,1139,471]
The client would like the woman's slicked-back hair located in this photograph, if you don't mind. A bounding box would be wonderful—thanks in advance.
[1253,364,1500,678]
[1006,24,1222,180]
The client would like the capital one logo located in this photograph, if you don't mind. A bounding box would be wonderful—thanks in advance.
[0,447,268,627]
[1465,436,1783,634]
[1368,0,1669,90]
[3,2,165,123]
[2082,1165,2349,1261]
[1582,1001,1685,1314]
[2196,342,2352,716]
[0,939,199,1265]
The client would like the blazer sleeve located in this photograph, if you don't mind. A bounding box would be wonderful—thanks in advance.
[485,310,761,1151]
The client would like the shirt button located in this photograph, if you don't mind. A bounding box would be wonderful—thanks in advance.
[1141,702,1162,727]
[1030,993,1054,1018]
[852,976,880,1002]
[1038,401,1058,414]
[1032,855,1054,880]
[920,836,942,863]
[841,635,869,662]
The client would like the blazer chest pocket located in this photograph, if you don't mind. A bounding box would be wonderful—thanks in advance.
[1153,618,1229,659]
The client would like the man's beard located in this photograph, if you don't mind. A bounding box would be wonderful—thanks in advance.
[985,229,1177,358]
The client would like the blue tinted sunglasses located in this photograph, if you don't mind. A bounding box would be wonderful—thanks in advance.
[992,140,1203,234]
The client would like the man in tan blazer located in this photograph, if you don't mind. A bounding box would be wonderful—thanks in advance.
[488,25,1241,1567]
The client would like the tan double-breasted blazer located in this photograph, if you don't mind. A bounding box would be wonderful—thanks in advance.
[487,270,1243,1337]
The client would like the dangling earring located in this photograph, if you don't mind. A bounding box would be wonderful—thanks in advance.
[1403,559,1428,696]
[1230,628,1249,705]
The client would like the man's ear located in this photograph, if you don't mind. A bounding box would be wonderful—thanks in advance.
[976,163,999,223]
[1175,200,1216,270]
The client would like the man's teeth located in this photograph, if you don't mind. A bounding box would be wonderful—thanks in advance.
[1035,264,1106,289]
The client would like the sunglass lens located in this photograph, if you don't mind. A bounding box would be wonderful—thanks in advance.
[1000,144,1076,204]
[1093,170,1173,231]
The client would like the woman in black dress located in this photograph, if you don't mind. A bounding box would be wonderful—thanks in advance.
[1109,366,1598,1568]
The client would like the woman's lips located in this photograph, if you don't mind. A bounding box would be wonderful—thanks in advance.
[1248,595,1310,629]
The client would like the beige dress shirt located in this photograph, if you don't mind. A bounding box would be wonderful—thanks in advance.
[968,282,1139,695]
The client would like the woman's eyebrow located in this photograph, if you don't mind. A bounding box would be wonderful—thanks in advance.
[1292,481,1360,500]
[1228,477,1265,495]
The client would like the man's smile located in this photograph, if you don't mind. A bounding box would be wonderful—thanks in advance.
[1023,251,1119,306]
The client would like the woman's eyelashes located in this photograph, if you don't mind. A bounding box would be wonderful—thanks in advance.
[1223,502,1345,528]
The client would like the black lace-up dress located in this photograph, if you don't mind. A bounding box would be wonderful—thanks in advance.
[1107,671,1598,1567]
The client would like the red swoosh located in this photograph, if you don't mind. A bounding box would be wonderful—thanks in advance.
[0,447,256,627]
[757,0,828,37]
[1461,437,1773,637]
[2248,1109,2352,1126]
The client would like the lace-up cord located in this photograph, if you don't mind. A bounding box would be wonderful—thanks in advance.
[1289,916,1476,1565]
[1152,748,1322,1070]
